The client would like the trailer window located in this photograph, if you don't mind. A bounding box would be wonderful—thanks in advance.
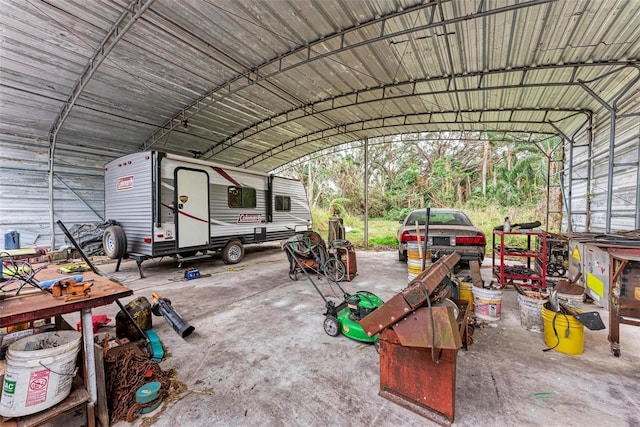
[228,186,256,208]
[275,195,291,211]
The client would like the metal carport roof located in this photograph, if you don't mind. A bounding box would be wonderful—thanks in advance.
[0,0,639,247]
[1,0,638,171]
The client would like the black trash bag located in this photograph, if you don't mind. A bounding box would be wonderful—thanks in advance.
[64,220,118,256]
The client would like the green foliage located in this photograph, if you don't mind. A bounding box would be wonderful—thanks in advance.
[382,207,412,222]
[369,236,399,248]
[328,197,351,216]
[327,205,544,252]
[294,133,564,241]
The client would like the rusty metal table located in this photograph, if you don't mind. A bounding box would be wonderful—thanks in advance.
[607,247,640,357]
[0,266,133,426]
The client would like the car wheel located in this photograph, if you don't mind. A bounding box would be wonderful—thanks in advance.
[398,250,407,263]
[222,240,244,264]
[103,225,127,259]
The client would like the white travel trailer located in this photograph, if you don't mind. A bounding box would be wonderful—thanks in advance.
[103,151,311,266]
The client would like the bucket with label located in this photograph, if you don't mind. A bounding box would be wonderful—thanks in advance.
[541,304,584,355]
[472,286,503,321]
[0,331,82,417]
[407,241,431,281]
[517,291,547,332]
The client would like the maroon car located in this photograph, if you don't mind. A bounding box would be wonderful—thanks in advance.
[397,208,486,263]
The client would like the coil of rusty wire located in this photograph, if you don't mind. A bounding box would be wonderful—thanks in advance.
[104,347,176,423]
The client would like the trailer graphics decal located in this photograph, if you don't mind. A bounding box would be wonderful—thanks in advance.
[161,202,209,223]
[213,167,242,187]
[238,213,266,224]
[116,175,134,191]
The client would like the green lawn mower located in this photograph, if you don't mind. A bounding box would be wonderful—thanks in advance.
[283,233,384,343]
[322,290,384,343]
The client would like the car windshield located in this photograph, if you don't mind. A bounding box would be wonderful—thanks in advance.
[406,211,472,226]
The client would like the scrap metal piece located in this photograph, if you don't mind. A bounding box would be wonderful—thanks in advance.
[403,253,460,308]
[378,328,458,425]
[360,253,461,336]
[359,293,413,337]
[391,305,462,349]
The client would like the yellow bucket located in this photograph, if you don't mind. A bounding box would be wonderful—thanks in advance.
[541,305,584,355]
[459,281,474,311]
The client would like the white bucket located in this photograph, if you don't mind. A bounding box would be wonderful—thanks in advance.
[0,331,81,417]
[517,292,547,333]
[472,286,503,322]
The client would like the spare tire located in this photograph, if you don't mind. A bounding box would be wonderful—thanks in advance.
[103,225,127,259]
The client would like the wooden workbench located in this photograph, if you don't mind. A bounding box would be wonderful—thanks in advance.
[0,265,133,426]
[0,268,131,327]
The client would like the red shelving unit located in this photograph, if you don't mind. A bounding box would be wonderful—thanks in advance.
[492,230,547,289]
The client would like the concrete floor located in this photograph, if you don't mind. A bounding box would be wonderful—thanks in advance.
[78,244,639,427]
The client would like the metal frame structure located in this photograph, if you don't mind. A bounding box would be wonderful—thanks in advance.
[138,0,555,153]
[0,0,639,247]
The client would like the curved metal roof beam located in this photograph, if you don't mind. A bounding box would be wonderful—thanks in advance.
[270,130,559,173]
[138,0,553,152]
[201,61,632,160]
[237,108,588,168]
[46,0,156,251]
[48,0,157,146]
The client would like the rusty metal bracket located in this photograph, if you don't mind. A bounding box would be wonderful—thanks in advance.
[360,252,461,337]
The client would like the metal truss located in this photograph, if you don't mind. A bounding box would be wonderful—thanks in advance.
[46,0,156,251]
[236,108,587,168]
[138,0,552,152]
[196,62,629,162]
[272,131,559,174]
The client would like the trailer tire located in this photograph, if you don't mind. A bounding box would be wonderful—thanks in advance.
[103,225,127,259]
[222,240,244,264]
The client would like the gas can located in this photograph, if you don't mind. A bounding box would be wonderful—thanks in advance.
[4,231,20,250]
[116,297,152,340]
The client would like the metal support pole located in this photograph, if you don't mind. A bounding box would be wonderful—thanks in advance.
[578,83,616,234]
[46,0,156,251]
[578,65,640,233]
[48,147,56,250]
[636,142,640,229]
[82,308,98,405]
[585,112,593,231]
[364,138,369,250]
[546,155,551,231]
[548,123,577,232]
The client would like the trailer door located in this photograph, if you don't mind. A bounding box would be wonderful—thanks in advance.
[175,168,210,249]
